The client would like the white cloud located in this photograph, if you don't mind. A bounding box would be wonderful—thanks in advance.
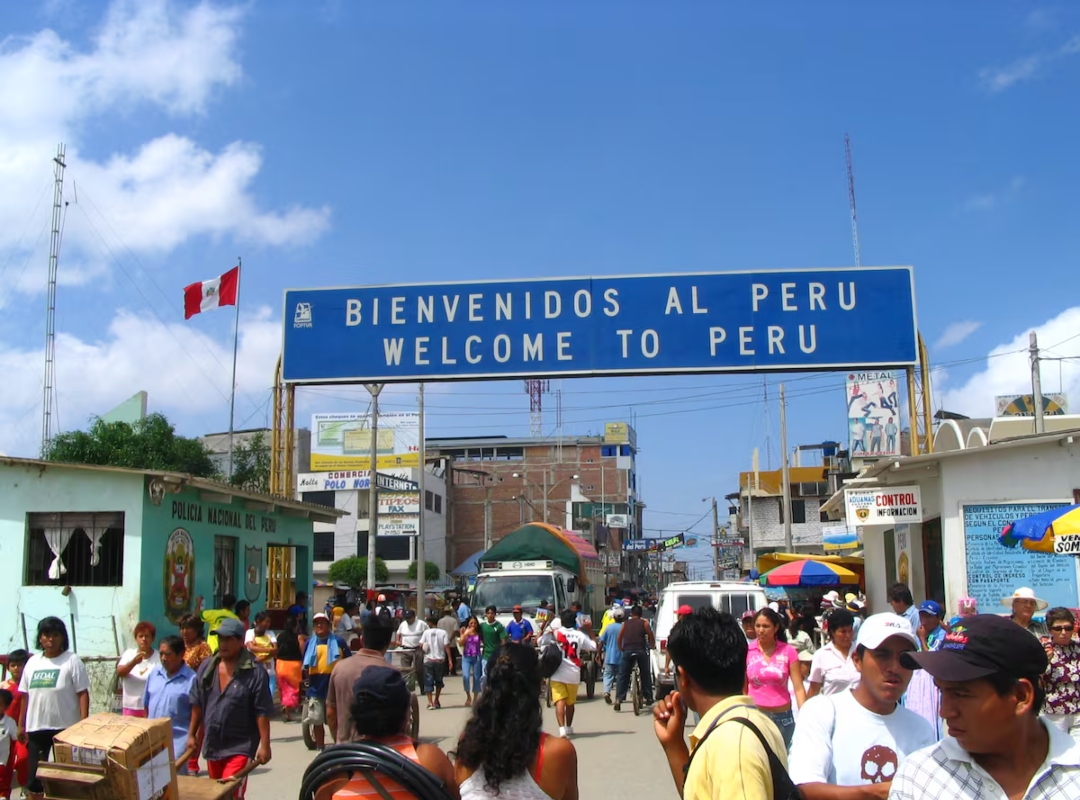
[0,306,283,457]
[0,0,329,265]
[964,176,1025,212]
[979,35,1080,92]
[934,320,982,349]
[937,306,1080,418]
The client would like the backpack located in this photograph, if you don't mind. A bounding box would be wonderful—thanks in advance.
[377,606,393,626]
[538,640,563,678]
[685,713,800,800]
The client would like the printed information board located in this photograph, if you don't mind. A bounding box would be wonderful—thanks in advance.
[963,503,1079,613]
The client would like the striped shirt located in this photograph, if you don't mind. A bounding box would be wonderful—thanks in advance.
[888,720,1080,800]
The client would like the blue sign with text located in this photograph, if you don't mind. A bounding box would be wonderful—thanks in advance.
[282,267,917,383]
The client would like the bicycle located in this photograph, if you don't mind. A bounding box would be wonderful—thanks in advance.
[629,658,643,716]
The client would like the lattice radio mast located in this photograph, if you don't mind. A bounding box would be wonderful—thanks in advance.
[845,133,861,267]
[524,379,550,438]
[41,143,67,457]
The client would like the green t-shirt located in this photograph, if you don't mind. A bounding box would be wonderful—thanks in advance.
[479,620,507,658]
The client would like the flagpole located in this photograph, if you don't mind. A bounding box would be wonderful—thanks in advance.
[227,257,242,479]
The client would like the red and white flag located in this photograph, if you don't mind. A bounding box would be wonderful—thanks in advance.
[184,266,239,319]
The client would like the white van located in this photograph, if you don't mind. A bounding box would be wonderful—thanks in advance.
[650,580,768,700]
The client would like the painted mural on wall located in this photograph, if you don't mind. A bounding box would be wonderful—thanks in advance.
[245,545,264,602]
[164,527,195,622]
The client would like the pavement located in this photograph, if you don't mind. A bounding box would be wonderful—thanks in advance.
[246,677,682,799]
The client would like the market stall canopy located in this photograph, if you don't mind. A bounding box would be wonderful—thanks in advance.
[759,559,860,588]
[757,552,864,582]
[451,549,487,577]
[481,523,599,582]
[1000,504,1080,553]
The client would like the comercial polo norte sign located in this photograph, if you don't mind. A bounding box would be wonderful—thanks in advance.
[844,486,923,525]
[283,268,917,383]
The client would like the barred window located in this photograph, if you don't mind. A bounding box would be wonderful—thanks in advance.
[25,512,125,587]
[214,536,237,607]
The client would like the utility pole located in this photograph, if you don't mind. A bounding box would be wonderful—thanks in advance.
[708,496,721,580]
[365,384,383,593]
[415,383,426,612]
[779,383,793,551]
[484,486,493,550]
[1030,332,1045,434]
[542,470,549,524]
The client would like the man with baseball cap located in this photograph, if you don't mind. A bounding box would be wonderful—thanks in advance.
[789,613,935,799]
[187,617,272,797]
[302,612,351,749]
[890,614,1080,800]
[506,605,534,644]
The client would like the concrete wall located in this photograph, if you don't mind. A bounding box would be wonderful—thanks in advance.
[0,464,144,657]
[861,439,1080,616]
[747,496,829,551]
[312,468,448,585]
[139,485,314,645]
[939,442,1080,614]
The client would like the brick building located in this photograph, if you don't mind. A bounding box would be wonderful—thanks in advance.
[427,433,642,584]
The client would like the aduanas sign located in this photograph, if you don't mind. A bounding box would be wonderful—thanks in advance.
[844,486,923,525]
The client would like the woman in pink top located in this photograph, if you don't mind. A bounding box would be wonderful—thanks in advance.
[744,607,806,749]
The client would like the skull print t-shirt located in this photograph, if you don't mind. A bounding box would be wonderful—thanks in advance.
[788,689,936,787]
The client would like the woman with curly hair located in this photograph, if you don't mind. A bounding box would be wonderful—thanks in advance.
[454,642,578,800]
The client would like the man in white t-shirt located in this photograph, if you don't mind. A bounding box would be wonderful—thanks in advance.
[419,619,451,710]
[789,613,936,799]
[538,611,597,739]
[396,609,429,694]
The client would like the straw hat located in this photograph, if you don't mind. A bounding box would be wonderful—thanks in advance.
[1000,587,1048,611]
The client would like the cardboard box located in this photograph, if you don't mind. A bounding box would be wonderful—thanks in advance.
[52,714,178,800]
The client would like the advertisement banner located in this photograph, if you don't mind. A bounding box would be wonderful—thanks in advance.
[844,486,923,525]
[994,394,1068,417]
[297,468,412,493]
[846,371,901,457]
[283,268,918,383]
[378,515,419,536]
[604,422,636,447]
[311,412,420,470]
[378,492,420,514]
[821,524,860,551]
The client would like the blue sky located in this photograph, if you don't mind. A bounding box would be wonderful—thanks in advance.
[3,1,1080,576]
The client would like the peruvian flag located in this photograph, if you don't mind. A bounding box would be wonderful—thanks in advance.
[184,266,239,319]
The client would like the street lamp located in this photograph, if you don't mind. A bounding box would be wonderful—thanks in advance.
[513,471,579,524]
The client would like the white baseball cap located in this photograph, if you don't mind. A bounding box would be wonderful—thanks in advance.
[855,612,919,650]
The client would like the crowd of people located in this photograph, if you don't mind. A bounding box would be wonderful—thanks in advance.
[4,580,1080,800]
[651,581,1080,800]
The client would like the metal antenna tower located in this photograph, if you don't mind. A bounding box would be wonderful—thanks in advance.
[845,133,861,267]
[41,143,67,457]
[524,379,550,437]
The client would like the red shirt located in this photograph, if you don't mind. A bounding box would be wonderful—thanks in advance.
[1,678,24,722]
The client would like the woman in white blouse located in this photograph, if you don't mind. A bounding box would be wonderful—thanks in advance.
[807,608,859,698]
[115,621,160,717]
